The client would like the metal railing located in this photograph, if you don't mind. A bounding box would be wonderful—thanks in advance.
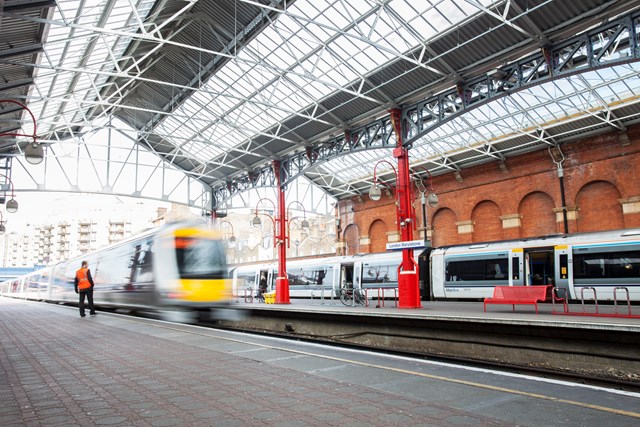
[310,286,336,305]
[364,287,398,308]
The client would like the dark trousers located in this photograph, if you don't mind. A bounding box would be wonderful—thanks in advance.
[79,289,95,316]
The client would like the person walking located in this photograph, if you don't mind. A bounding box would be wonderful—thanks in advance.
[74,260,96,317]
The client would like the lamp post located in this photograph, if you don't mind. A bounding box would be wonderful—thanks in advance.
[412,167,438,247]
[368,108,421,308]
[218,220,236,245]
[0,174,19,213]
[253,197,291,303]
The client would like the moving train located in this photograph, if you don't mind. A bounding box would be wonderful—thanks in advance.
[231,228,640,303]
[0,222,234,321]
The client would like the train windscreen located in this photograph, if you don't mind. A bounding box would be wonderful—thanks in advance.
[175,237,227,279]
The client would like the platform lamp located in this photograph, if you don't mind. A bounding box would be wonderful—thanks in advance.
[218,220,236,246]
[0,174,18,213]
[252,197,279,244]
[286,200,310,248]
[0,100,42,165]
[369,160,398,202]
[412,166,438,247]
[25,142,44,165]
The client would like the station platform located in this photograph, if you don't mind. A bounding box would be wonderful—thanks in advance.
[2,296,640,427]
[232,295,640,331]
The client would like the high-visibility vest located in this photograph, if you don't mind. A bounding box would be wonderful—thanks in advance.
[76,268,91,291]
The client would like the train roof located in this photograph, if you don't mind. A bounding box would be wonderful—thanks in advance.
[431,228,640,253]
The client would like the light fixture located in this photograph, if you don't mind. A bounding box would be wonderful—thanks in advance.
[427,192,439,208]
[369,183,382,201]
[454,171,463,182]
[218,220,236,246]
[301,218,310,229]
[252,215,262,227]
[5,198,18,213]
[25,142,44,165]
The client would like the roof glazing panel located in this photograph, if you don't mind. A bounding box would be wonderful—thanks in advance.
[167,0,496,165]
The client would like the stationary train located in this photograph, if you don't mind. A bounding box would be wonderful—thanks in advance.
[0,222,234,320]
[231,228,640,303]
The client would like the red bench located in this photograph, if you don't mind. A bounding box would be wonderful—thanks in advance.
[484,285,551,314]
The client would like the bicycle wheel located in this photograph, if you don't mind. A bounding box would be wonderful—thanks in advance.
[354,289,366,306]
[339,289,352,306]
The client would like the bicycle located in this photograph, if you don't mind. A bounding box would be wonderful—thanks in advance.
[338,287,366,307]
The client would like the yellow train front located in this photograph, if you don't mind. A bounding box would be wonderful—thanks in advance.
[47,222,234,322]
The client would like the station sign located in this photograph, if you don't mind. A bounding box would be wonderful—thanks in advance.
[386,240,426,251]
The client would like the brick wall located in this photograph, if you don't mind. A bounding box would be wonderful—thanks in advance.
[337,125,640,251]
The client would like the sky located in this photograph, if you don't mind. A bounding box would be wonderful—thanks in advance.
[2,192,174,235]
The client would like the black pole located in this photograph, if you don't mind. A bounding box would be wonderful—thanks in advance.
[421,193,429,247]
[558,168,569,234]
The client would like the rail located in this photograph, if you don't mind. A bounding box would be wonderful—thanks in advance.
[364,287,398,308]
[232,287,257,303]
[310,286,336,305]
[551,287,568,313]
[580,287,598,314]
[613,286,631,315]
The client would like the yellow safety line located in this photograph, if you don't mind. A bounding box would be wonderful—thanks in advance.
[132,319,640,419]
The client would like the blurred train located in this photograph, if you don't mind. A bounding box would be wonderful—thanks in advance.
[231,228,640,303]
[0,222,235,321]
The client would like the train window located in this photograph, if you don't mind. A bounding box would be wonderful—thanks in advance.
[573,249,640,281]
[287,266,334,288]
[511,258,519,281]
[361,262,398,287]
[175,238,227,279]
[445,258,509,282]
[236,271,258,289]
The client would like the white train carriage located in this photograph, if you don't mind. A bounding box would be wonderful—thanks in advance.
[230,251,403,300]
[430,228,640,302]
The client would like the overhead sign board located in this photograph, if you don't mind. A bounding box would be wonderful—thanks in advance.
[386,240,426,251]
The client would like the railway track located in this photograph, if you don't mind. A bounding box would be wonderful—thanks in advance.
[211,305,640,391]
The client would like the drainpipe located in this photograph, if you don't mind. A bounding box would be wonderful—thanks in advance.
[549,146,568,234]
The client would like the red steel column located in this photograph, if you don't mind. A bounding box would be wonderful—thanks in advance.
[390,108,421,308]
[273,160,290,304]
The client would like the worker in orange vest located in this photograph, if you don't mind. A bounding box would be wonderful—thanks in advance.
[74,260,96,317]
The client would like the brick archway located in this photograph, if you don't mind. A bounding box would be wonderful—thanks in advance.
[431,208,458,247]
[519,191,557,237]
[368,219,388,253]
[343,224,360,255]
[576,181,623,232]
[471,200,503,242]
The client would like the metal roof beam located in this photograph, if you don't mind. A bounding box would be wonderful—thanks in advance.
[4,0,56,12]
[210,11,640,207]
[0,78,34,91]
[0,44,44,59]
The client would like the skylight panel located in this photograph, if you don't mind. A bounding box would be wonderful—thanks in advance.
[310,2,350,29]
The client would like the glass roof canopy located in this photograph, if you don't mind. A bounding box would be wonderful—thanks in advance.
[155,0,492,165]
[5,0,640,211]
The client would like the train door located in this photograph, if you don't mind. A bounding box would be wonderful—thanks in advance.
[510,249,524,286]
[418,248,433,300]
[554,245,572,298]
[524,247,555,286]
[262,269,272,292]
[340,263,355,291]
